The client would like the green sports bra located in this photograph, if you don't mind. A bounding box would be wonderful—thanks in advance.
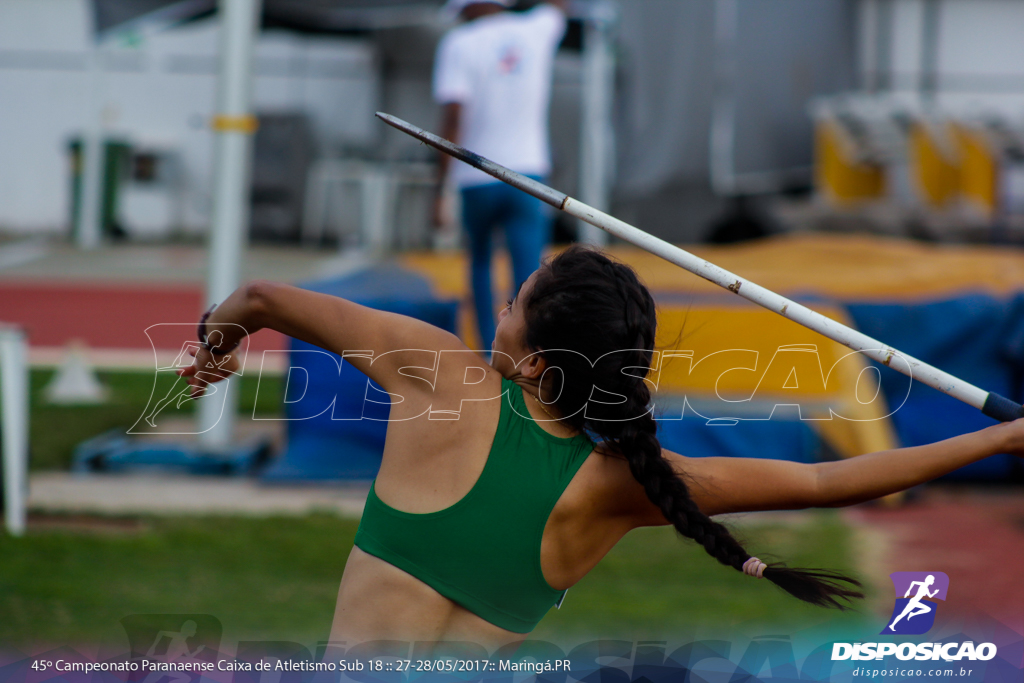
[354,376,596,633]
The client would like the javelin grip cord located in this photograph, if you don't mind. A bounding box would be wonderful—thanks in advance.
[982,392,1024,422]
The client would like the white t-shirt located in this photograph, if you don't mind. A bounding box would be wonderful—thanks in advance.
[433,4,566,188]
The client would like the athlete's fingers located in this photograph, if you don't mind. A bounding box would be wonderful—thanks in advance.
[177,348,202,377]
[190,377,208,398]
[177,345,236,391]
[190,369,230,398]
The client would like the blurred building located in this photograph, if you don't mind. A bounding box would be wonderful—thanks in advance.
[0,0,379,239]
[1,0,1024,244]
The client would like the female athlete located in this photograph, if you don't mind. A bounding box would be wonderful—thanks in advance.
[181,246,1024,647]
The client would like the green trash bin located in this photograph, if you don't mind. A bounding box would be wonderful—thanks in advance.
[68,138,132,240]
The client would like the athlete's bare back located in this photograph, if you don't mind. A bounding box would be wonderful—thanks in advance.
[327,365,639,648]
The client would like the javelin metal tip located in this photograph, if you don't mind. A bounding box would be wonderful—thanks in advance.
[375,112,436,148]
[376,112,415,132]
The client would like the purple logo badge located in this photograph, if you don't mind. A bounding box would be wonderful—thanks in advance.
[881,571,949,635]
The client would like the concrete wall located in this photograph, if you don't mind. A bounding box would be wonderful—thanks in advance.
[858,0,1024,113]
[5,0,1024,237]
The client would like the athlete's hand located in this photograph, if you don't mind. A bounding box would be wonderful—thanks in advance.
[992,417,1024,457]
[177,346,239,397]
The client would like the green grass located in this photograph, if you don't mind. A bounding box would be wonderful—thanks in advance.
[0,514,353,647]
[29,369,284,470]
[0,511,871,647]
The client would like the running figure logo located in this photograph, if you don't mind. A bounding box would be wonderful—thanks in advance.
[120,613,221,683]
[882,571,949,635]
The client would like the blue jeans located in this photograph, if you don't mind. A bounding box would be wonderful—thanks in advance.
[461,177,551,351]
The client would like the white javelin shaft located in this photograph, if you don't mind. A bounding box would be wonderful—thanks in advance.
[375,111,1022,419]
[560,197,985,409]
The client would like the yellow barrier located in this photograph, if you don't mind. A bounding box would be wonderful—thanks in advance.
[653,304,898,459]
[953,123,999,219]
[814,119,886,205]
[910,122,961,208]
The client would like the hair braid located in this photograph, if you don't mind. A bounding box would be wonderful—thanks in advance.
[615,390,862,608]
[525,245,863,609]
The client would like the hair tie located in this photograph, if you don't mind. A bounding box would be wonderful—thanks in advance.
[743,557,767,579]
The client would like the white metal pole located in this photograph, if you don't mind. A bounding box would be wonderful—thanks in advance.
[577,5,615,246]
[199,0,263,447]
[860,0,880,92]
[709,0,738,196]
[361,165,394,254]
[1,328,29,537]
[919,0,940,102]
[77,46,105,250]
[876,0,893,91]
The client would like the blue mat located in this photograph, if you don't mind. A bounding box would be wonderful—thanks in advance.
[657,416,823,465]
[73,429,267,475]
[847,292,1024,480]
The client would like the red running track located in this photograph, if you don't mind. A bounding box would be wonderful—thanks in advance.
[0,281,286,350]
[849,491,1024,634]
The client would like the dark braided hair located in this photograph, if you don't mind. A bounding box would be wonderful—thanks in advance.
[522,245,862,609]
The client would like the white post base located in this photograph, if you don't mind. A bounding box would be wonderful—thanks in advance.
[1,328,29,537]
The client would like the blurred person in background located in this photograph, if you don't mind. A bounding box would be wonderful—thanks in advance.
[432,0,568,352]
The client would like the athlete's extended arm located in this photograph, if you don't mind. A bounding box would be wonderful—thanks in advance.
[630,419,1024,521]
[904,581,922,599]
[180,280,468,396]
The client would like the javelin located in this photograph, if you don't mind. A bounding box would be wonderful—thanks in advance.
[376,112,1023,423]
